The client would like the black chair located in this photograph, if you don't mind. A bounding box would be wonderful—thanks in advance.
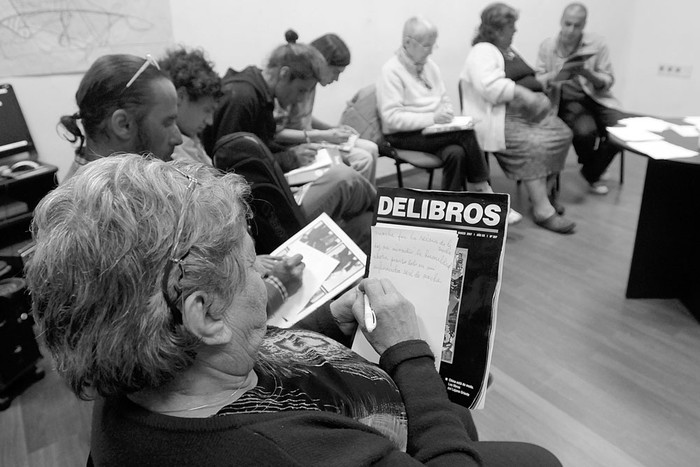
[339,84,445,189]
[378,139,444,189]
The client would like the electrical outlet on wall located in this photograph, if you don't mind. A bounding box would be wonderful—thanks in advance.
[658,64,693,78]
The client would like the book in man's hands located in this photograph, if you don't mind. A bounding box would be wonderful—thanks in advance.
[267,213,366,328]
[422,115,475,135]
[351,187,509,409]
[552,52,596,82]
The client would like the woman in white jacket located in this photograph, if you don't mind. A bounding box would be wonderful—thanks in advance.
[460,3,575,234]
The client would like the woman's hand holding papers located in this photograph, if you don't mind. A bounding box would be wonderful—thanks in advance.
[331,278,420,355]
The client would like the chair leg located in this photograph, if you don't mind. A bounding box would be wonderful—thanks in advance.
[427,169,434,190]
[619,150,624,185]
[395,161,404,187]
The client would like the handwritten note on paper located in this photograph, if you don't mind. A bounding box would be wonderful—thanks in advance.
[351,223,458,369]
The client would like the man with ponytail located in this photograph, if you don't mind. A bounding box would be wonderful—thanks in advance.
[203,30,376,253]
[59,54,182,180]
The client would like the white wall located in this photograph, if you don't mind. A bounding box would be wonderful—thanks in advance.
[3,0,697,182]
[621,2,700,115]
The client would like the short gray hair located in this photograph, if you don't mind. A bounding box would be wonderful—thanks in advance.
[403,16,438,42]
[26,154,251,399]
[563,2,588,19]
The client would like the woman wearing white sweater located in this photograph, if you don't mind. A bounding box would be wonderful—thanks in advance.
[460,3,575,234]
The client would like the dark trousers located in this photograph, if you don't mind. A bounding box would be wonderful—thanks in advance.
[557,95,627,184]
[385,130,490,191]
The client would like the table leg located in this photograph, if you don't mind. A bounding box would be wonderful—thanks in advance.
[626,158,700,322]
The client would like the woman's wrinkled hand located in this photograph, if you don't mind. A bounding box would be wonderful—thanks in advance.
[433,104,454,124]
[331,278,420,355]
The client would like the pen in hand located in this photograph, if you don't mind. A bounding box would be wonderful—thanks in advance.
[363,294,377,333]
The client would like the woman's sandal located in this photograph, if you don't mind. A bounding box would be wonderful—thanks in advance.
[507,208,523,225]
[547,191,566,215]
[550,199,566,215]
[534,213,576,234]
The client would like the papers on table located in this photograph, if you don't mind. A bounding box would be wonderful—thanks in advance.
[606,126,662,142]
[669,124,700,137]
[627,140,698,160]
[683,116,700,128]
[618,116,671,133]
[612,116,699,159]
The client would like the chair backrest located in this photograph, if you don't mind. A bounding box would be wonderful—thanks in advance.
[212,132,307,254]
[339,84,385,146]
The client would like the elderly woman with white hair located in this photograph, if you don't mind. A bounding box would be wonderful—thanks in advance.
[27,154,561,466]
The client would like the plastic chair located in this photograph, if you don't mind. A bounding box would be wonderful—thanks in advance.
[378,139,444,189]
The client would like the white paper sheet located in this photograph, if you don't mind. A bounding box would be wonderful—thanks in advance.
[682,116,700,128]
[284,148,336,186]
[618,117,672,133]
[351,223,458,370]
[627,140,698,160]
[670,124,700,137]
[606,126,663,142]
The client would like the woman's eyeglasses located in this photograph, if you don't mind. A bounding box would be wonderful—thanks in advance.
[161,167,201,325]
[408,36,438,52]
[125,54,160,89]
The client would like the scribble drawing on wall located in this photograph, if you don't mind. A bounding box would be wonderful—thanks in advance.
[0,0,172,77]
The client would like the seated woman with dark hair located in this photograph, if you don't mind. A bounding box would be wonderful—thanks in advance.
[27,154,561,466]
[460,3,575,234]
[274,31,379,183]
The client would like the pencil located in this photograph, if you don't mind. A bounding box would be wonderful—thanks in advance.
[363,294,377,332]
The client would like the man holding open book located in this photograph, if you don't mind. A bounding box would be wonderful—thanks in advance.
[536,2,627,195]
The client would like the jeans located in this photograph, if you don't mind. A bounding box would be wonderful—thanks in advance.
[557,95,628,184]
